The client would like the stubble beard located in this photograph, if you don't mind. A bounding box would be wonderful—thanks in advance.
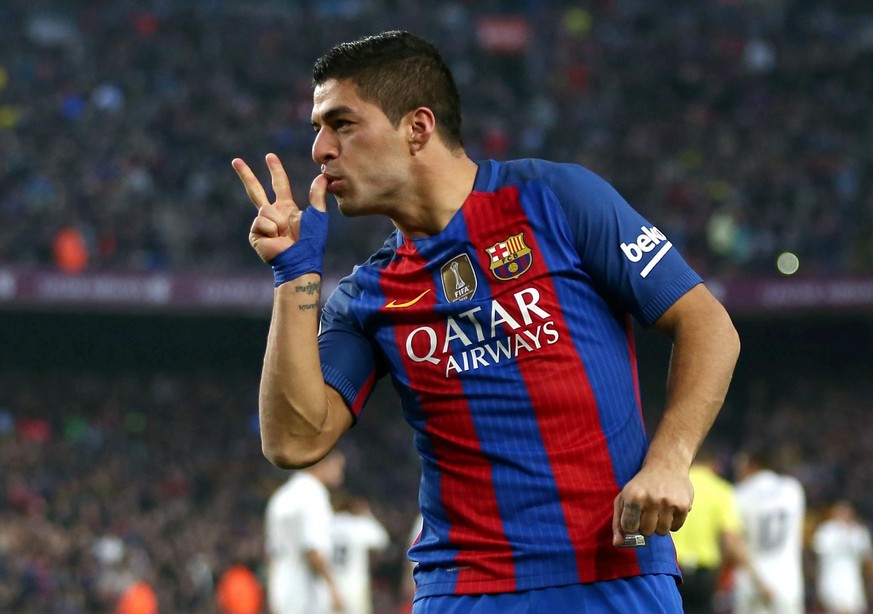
[335,194,374,218]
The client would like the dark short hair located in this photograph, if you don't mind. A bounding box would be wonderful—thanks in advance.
[312,30,464,149]
[743,443,778,471]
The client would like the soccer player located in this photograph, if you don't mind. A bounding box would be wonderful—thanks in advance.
[812,500,873,614]
[232,30,740,613]
[264,450,346,614]
[672,445,771,614]
[732,447,806,614]
[330,492,390,614]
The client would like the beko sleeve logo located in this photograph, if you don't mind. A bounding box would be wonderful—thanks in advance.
[619,225,673,278]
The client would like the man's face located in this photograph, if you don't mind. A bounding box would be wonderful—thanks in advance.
[311,78,410,217]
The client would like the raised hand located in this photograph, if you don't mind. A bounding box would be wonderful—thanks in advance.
[231,153,327,264]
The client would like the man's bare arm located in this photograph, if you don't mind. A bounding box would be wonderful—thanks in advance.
[305,549,345,611]
[259,275,353,468]
[232,154,353,469]
[614,283,741,544]
[722,530,774,603]
[645,282,741,474]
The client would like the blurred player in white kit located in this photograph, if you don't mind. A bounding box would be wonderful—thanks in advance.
[265,450,346,614]
[812,500,873,614]
[732,447,806,614]
[330,492,390,614]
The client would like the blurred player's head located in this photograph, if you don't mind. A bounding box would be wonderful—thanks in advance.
[310,449,346,489]
[694,439,731,473]
[734,443,778,479]
[830,499,858,522]
[313,30,464,150]
[332,489,369,514]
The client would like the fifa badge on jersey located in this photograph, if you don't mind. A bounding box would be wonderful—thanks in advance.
[440,254,477,302]
[485,233,533,281]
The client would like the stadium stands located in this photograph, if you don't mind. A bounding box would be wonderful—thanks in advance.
[0,0,871,277]
[2,1,873,612]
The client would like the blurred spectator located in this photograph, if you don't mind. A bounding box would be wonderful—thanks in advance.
[215,564,264,614]
[116,580,158,614]
[52,226,89,273]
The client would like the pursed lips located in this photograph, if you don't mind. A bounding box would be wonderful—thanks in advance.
[322,171,342,192]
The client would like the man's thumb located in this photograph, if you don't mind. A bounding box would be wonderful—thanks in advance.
[309,174,328,212]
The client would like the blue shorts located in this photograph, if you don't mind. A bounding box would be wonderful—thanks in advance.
[412,574,682,614]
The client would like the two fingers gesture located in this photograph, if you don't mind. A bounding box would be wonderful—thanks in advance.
[231,153,327,263]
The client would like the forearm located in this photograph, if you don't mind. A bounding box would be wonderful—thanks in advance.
[305,550,341,599]
[260,275,346,468]
[646,286,740,472]
[723,532,772,598]
[612,286,739,542]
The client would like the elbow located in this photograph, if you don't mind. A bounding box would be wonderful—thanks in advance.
[724,314,742,365]
[258,388,349,469]
[704,291,741,367]
[261,438,331,470]
[263,448,309,471]
[725,320,741,363]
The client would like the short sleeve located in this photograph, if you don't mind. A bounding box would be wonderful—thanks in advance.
[319,274,381,417]
[541,163,702,327]
[299,480,333,554]
[361,516,390,551]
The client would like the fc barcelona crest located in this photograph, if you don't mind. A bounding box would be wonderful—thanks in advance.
[485,233,533,281]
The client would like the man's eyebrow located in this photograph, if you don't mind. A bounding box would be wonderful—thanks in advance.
[311,105,355,127]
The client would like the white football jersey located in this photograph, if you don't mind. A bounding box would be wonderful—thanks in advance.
[813,518,873,613]
[331,511,390,614]
[733,470,806,614]
[265,472,334,614]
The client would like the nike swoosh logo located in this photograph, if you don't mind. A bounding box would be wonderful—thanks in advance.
[384,289,431,309]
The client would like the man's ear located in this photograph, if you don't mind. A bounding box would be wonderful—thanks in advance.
[407,107,437,150]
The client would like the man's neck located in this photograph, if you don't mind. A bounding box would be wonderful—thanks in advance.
[391,153,479,238]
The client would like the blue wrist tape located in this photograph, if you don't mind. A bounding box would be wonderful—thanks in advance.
[270,206,329,287]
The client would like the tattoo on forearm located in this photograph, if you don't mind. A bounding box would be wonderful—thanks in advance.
[294,281,321,296]
[292,282,319,311]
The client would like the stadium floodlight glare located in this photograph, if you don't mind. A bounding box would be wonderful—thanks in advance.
[776,252,800,275]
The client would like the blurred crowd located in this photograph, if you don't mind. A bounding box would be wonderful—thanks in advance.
[4,0,873,612]
[1,367,872,612]
[1,0,872,278]
[0,369,420,613]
